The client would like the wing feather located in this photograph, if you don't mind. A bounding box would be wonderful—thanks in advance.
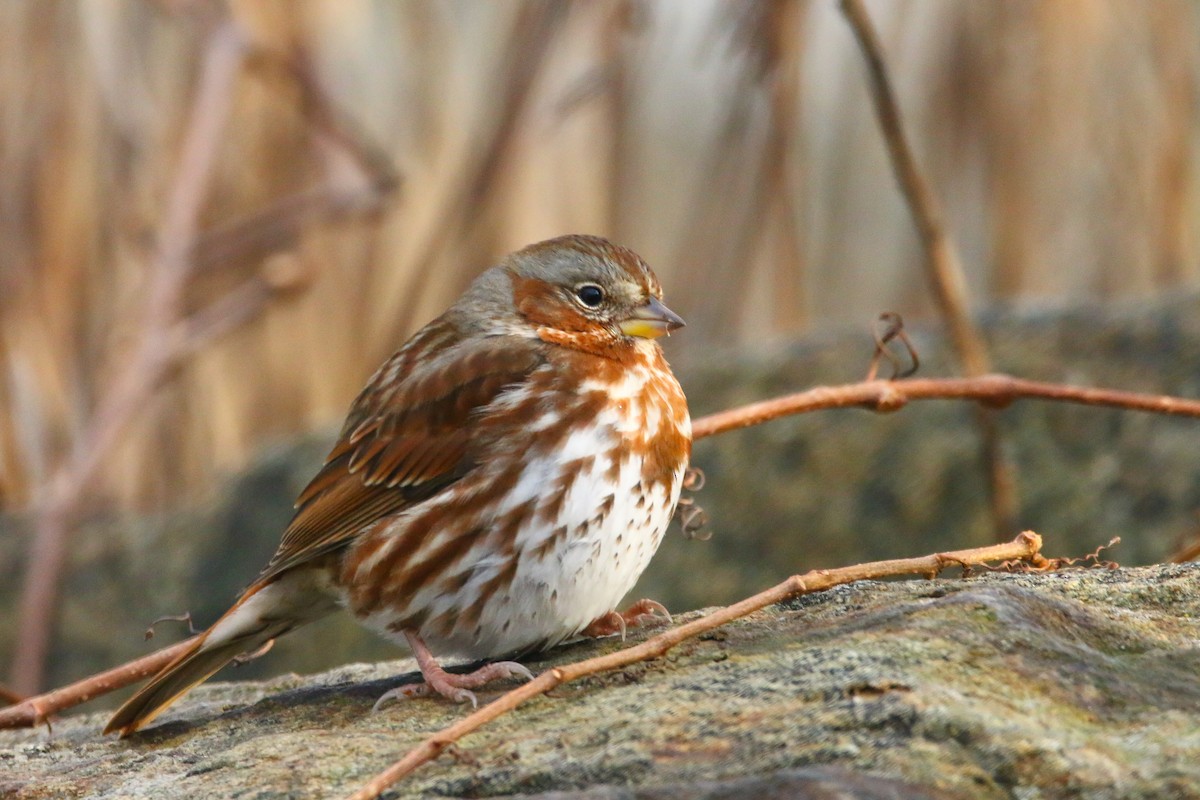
[256,328,543,583]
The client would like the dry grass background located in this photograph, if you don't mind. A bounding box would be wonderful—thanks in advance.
[1,0,1197,514]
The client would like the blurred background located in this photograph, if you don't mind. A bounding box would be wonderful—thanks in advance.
[3,0,1200,698]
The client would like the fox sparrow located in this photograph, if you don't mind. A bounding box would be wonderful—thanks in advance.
[106,234,691,736]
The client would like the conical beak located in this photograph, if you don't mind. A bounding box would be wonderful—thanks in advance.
[619,297,686,339]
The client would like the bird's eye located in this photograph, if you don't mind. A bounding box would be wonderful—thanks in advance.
[575,284,605,308]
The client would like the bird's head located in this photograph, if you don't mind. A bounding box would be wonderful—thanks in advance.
[498,235,684,354]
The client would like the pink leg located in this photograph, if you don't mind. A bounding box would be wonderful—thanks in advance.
[373,631,533,711]
[582,598,672,641]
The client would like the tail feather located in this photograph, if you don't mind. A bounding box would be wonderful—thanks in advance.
[103,627,273,737]
[105,572,336,737]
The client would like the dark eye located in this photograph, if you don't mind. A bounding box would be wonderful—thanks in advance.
[575,284,605,308]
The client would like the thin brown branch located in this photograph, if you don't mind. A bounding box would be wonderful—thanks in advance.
[977,410,1018,534]
[189,42,402,274]
[9,19,247,696]
[344,531,1045,800]
[191,188,355,272]
[839,0,986,376]
[839,0,1017,535]
[691,375,1200,440]
[865,312,918,381]
[286,58,402,200]
[144,613,200,641]
[0,638,198,729]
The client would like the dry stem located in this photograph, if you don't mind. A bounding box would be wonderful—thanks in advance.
[0,639,198,730]
[344,531,1044,800]
[839,0,987,376]
[839,0,1017,534]
[690,374,1200,440]
[9,16,400,694]
[9,19,247,696]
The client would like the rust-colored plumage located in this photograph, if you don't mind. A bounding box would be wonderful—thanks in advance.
[106,235,691,736]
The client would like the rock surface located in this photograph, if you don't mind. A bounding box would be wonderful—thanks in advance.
[3,564,1200,799]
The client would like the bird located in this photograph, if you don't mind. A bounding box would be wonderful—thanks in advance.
[105,234,692,736]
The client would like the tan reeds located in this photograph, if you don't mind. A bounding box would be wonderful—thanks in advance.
[1,1,1196,508]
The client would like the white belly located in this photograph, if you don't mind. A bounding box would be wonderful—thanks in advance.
[356,431,685,657]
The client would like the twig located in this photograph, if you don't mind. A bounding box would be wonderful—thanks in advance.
[144,613,199,641]
[344,531,1045,799]
[839,0,1017,536]
[0,638,198,729]
[9,19,248,696]
[1002,536,1119,573]
[839,0,986,376]
[865,312,918,381]
[674,467,711,540]
[187,43,402,273]
[691,375,1200,440]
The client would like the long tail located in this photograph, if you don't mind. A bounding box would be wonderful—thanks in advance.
[105,573,335,737]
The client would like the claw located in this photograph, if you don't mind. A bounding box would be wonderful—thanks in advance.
[373,634,535,711]
[372,684,425,712]
[585,610,628,641]
[633,599,672,624]
[583,598,672,639]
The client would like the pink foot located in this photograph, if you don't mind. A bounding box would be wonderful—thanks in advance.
[373,632,534,711]
[582,598,672,641]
